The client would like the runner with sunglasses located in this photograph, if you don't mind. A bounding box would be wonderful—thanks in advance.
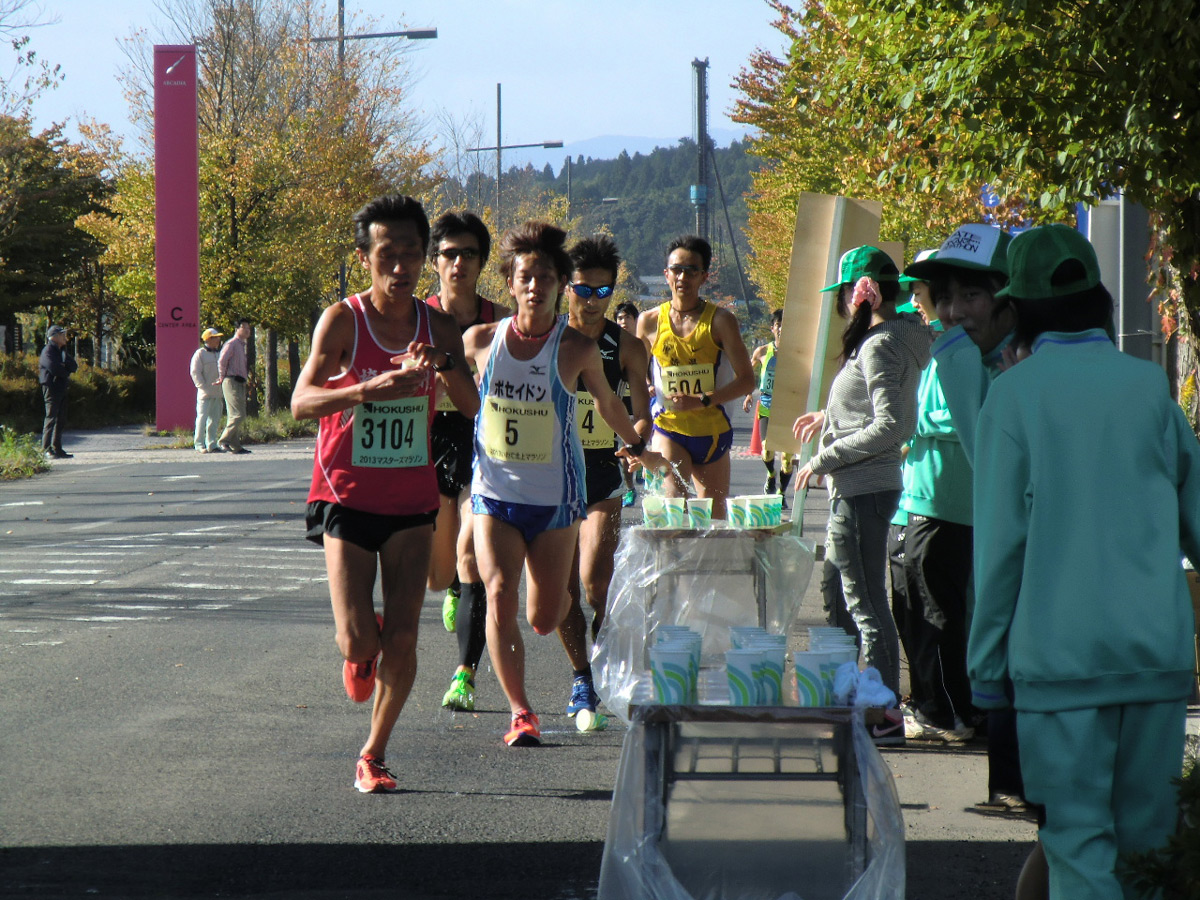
[424,211,508,714]
[557,236,651,729]
[636,235,754,517]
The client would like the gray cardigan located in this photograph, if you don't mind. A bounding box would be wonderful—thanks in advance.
[810,315,931,498]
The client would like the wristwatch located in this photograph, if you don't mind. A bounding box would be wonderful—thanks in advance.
[626,437,647,457]
[433,351,456,373]
[700,393,712,407]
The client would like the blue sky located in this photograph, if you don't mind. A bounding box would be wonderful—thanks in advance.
[21,0,788,163]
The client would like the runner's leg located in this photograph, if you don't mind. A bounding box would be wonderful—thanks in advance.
[361,523,434,759]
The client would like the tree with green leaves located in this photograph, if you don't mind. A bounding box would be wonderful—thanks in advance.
[83,0,437,408]
[0,116,109,328]
[751,1,1200,409]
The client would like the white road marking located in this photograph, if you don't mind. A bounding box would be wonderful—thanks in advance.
[12,578,99,585]
[1,501,43,508]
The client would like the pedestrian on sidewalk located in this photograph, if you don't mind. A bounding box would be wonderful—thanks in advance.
[39,324,77,459]
[190,328,224,453]
[217,319,252,454]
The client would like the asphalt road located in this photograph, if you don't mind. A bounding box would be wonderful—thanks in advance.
[0,416,1041,900]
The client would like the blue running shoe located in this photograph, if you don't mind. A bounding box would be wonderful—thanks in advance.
[566,675,600,717]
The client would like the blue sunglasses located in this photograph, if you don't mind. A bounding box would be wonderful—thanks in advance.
[569,283,614,300]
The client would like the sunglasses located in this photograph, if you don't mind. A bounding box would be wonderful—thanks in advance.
[666,264,701,276]
[437,247,479,261]
[568,283,614,300]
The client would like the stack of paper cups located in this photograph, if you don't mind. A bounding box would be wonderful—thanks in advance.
[725,648,763,705]
[793,650,830,706]
[729,625,768,649]
[650,642,696,704]
[745,633,787,705]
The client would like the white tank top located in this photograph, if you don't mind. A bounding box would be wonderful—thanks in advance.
[471,316,586,510]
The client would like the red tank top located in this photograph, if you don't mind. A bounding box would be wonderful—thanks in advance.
[307,294,439,515]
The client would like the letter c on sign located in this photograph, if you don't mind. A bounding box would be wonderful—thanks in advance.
[171,306,183,321]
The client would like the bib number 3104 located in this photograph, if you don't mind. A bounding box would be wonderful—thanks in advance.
[352,397,429,468]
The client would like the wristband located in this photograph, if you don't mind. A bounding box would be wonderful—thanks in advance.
[626,437,647,457]
[432,351,456,373]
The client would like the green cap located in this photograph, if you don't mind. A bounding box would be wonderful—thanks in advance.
[904,224,1010,281]
[899,249,938,287]
[820,245,900,293]
[995,224,1102,300]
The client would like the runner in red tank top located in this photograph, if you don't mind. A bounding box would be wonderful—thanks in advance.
[292,195,479,793]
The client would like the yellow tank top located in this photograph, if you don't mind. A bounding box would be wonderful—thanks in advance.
[650,301,728,437]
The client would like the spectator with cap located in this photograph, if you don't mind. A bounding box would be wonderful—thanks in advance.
[38,324,77,459]
[970,224,1200,899]
[191,327,225,453]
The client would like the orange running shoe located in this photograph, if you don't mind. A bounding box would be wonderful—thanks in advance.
[354,754,397,793]
[341,613,383,702]
[504,709,541,747]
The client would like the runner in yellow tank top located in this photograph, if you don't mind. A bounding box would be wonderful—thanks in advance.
[637,235,754,518]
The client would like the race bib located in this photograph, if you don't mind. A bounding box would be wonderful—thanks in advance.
[435,385,457,413]
[576,392,616,450]
[352,397,429,468]
[481,395,554,463]
[658,363,715,409]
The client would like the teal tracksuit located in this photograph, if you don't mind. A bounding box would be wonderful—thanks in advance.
[970,329,1200,900]
[898,357,972,525]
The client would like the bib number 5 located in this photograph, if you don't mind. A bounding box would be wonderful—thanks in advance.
[481,396,554,463]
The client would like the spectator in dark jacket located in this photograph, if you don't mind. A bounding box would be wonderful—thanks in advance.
[39,325,78,459]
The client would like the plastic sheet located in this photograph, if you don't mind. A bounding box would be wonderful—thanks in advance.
[594,525,816,724]
[592,525,905,900]
[598,706,905,900]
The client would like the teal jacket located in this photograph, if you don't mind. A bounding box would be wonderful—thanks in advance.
[929,325,1012,466]
[969,329,1200,713]
[898,357,973,525]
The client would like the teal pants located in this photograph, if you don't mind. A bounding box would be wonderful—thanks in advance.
[1018,700,1186,900]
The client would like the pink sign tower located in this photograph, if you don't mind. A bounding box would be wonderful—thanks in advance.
[153,46,200,431]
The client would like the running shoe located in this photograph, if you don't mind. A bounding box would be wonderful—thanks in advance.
[504,709,541,747]
[341,613,383,703]
[441,670,476,711]
[621,489,636,508]
[764,474,776,494]
[904,710,974,743]
[566,675,600,717]
[354,754,397,793]
[442,586,460,633]
[871,707,906,747]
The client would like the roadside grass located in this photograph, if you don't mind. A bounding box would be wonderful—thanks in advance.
[0,426,49,480]
[151,410,316,449]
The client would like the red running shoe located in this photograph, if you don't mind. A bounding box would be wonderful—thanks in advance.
[504,709,541,747]
[341,613,383,702]
[354,754,397,793]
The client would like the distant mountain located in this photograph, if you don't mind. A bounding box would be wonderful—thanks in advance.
[504,127,752,170]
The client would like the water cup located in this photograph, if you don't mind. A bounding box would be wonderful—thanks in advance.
[725,498,748,529]
[725,648,763,705]
[642,496,667,528]
[793,650,829,706]
[662,497,688,528]
[650,644,695,704]
[730,626,768,649]
[745,495,772,527]
[687,497,713,529]
[753,644,787,705]
[766,494,784,525]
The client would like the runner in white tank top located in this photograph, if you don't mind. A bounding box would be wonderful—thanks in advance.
[462,222,664,748]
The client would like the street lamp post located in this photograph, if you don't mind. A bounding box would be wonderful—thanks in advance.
[309,2,437,298]
[467,83,562,229]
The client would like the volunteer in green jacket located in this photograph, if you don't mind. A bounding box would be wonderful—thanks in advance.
[895,234,1010,744]
[974,225,1200,899]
